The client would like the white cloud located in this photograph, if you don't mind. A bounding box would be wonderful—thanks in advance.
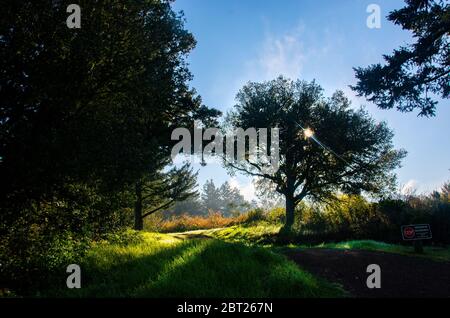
[248,23,305,81]
[229,177,257,202]
[400,179,418,195]
[218,23,307,109]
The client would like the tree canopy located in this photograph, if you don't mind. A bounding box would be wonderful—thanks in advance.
[352,0,449,116]
[225,77,406,227]
[0,0,219,233]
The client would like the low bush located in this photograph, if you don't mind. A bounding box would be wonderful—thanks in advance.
[145,212,235,233]
[293,185,450,245]
[144,207,278,233]
[0,184,133,296]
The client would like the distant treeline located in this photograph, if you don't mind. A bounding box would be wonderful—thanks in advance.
[165,179,254,218]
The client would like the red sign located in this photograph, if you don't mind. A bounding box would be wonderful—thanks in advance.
[403,227,415,239]
[401,224,432,241]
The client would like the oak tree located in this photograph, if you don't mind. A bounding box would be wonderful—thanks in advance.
[225,77,406,228]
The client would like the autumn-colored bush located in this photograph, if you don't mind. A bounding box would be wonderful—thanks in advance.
[143,208,272,233]
[143,211,233,233]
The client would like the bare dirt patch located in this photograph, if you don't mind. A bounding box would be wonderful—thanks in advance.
[284,248,450,297]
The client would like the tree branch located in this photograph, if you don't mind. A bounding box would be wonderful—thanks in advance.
[224,158,277,181]
[142,199,175,219]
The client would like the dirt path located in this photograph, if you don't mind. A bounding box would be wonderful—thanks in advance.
[284,248,450,297]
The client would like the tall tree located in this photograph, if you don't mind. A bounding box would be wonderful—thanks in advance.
[352,0,449,116]
[225,77,406,228]
[0,1,219,231]
[201,179,222,212]
[218,181,248,216]
[200,180,249,215]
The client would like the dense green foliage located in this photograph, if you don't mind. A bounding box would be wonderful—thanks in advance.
[293,187,450,245]
[352,0,449,116]
[133,163,199,230]
[0,0,219,294]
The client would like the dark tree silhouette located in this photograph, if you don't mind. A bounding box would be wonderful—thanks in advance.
[0,0,225,272]
[0,0,219,231]
[225,77,406,228]
[352,0,449,116]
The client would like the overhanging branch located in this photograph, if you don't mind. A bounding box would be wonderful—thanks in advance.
[142,199,175,219]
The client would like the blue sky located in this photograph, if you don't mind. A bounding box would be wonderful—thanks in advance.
[172,0,450,200]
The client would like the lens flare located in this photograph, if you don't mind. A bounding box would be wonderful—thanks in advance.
[304,128,314,138]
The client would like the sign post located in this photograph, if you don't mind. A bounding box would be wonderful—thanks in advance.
[401,224,432,253]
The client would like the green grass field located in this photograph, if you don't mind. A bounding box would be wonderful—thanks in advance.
[192,224,450,262]
[45,231,344,298]
[35,224,450,298]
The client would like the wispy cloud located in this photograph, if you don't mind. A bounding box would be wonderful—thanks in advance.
[219,22,307,110]
[221,21,346,109]
[246,23,305,81]
[256,25,305,80]
[400,179,418,195]
[229,177,257,202]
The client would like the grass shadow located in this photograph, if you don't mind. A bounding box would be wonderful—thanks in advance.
[44,234,344,298]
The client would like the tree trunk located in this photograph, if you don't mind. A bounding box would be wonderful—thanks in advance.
[285,195,295,229]
[134,181,143,231]
[284,174,296,229]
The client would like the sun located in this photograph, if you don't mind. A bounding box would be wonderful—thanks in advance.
[304,128,314,138]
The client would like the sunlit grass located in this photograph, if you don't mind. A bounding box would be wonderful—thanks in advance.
[45,231,344,297]
[200,222,281,245]
[194,224,450,262]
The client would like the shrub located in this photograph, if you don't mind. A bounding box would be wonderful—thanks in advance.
[148,211,235,233]
[0,184,133,296]
[239,208,267,224]
[0,226,90,295]
[143,208,269,233]
[292,188,450,245]
[266,207,285,224]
